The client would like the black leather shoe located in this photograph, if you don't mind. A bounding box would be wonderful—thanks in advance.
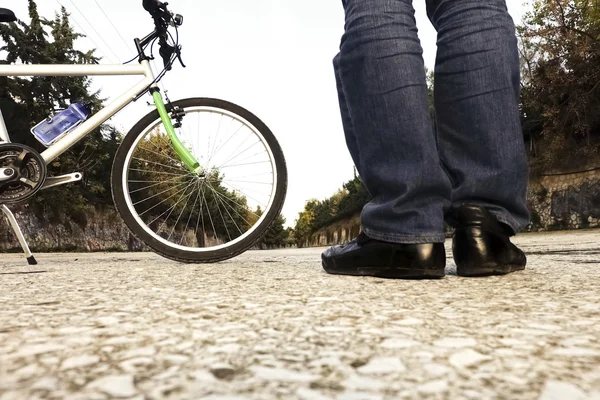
[321,232,446,279]
[450,204,526,277]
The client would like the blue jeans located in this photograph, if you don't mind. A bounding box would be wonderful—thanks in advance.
[334,0,530,243]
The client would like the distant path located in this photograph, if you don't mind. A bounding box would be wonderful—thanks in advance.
[1,230,599,399]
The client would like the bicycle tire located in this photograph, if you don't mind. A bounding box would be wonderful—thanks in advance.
[111,97,287,263]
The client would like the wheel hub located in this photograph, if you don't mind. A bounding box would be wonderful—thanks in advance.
[0,143,47,204]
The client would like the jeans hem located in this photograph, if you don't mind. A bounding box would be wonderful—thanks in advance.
[451,201,527,235]
[488,212,523,235]
[362,227,446,244]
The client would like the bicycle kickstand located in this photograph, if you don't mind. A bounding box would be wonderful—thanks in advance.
[1,205,37,265]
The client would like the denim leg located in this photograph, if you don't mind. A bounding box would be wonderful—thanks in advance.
[333,53,362,171]
[426,0,530,233]
[337,0,452,244]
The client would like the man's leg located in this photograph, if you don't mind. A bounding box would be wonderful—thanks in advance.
[426,0,529,276]
[322,0,450,279]
[333,53,362,172]
[336,0,451,244]
[426,0,530,232]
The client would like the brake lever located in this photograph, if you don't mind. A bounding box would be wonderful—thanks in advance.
[176,46,186,68]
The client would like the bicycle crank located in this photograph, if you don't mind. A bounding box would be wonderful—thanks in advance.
[0,143,47,204]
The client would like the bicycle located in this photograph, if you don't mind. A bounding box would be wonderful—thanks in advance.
[0,1,288,265]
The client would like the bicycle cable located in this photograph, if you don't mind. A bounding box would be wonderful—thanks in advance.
[134,12,181,100]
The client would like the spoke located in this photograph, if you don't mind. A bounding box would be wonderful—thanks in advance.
[203,184,260,221]
[195,184,207,247]
[149,180,196,229]
[165,181,197,240]
[205,184,252,230]
[201,184,218,243]
[227,171,274,180]
[133,180,189,206]
[222,181,269,209]
[206,185,260,225]
[129,168,189,177]
[129,161,196,181]
[220,161,272,169]
[223,151,271,172]
[206,116,212,168]
[138,183,191,217]
[207,182,232,242]
[129,175,182,194]
[132,157,187,172]
[207,114,224,164]
[184,116,199,165]
[129,180,178,183]
[223,179,273,195]
[156,185,193,236]
[223,150,270,169]
[210,121,244,162]
[144,131,177,160]
[225,179,274,186]
[148,201,179,228]
[218,141,261,170]
[197,112,202,167]
[180,181,201,246]
[213,186,243,237]
[217,132,252,168]
[137,145,185,167]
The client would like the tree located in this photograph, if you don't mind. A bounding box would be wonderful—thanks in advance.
[258,213,289,249]
[294,199,317,246]
[0,1,120,217]
[518,0,600,172]
[293,176,372,246]
[128,131,255,246]
[337,175,371,217]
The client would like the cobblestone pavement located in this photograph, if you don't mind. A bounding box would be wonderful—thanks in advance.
[1,230,599,400]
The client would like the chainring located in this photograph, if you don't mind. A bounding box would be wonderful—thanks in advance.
[0,143,47,204]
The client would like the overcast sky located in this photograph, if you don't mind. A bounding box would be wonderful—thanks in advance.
[9,0,529,227]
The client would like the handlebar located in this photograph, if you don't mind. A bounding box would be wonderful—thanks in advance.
[142,0,161,14]
[141,0,185,70]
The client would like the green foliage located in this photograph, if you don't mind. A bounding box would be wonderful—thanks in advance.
[294,175,371,245]
[129,131,254,245]
[293,200,316,246]
[518,0,600,172]
[258,212,290,249]
[0,1,120,217]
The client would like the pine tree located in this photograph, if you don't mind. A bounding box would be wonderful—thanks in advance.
[259,213,288,249]
[0,1,120,217]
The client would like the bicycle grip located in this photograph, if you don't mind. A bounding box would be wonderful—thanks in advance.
[143,0,161,14]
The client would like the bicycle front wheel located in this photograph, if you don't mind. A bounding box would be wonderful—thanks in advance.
[111,98,287,263]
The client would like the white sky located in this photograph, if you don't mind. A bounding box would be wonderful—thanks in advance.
[9,0,529,227]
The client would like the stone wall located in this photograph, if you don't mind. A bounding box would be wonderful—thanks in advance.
[301,214,361,248]
[303,168,600,248]
[0,205,144,252]
[527,168,600,231]
[2,168,598,252]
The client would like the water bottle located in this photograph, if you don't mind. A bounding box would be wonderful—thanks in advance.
[31,103,90,147]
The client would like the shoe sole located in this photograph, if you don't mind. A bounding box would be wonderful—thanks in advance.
[457,264,526,277]
[322,261,445,280]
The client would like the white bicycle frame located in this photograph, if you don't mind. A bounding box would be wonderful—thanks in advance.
[0,60,156,162]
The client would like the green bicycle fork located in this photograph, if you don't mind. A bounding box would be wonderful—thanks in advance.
[151,90,202,174]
